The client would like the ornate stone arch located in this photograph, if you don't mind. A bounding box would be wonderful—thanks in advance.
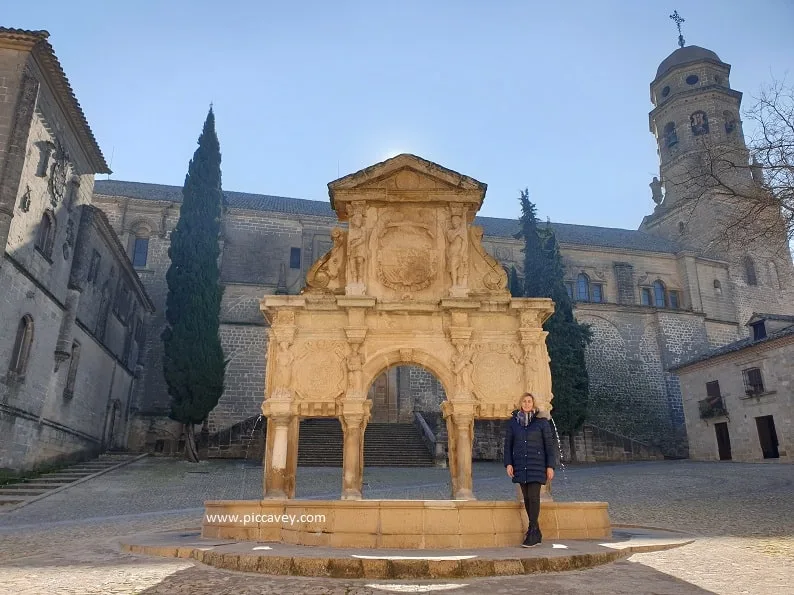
[259,155,554,501]
[361,347,455,402]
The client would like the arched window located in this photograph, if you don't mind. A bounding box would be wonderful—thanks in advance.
[768,261,780,289]
[663,122,678,147]
[690,111,710,136]
[723,111,737,134]
[130,226,150,268]
[744,256,758,286]
[577,273,590,302]
[35,210,56,259]
[653,280,666,307]
[713,279,722,295]
[9,315,34,378]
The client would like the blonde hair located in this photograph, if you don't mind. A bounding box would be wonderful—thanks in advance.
[516,392,535,409]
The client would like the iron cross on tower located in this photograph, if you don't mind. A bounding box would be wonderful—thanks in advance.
[669,10,686,48]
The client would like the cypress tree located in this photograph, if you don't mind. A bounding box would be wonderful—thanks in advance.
[162,108,226,462]
[516,189,591,461]
[509,265,522,297]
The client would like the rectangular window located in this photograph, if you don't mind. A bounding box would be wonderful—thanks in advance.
[743,367,764,396]
[706,380,721,398]
[87,250,101,283]
[751,321,767,341]
[565,283,573,300]
[591,284,603,303]
[132,237,149,268]
[641,288,651,306]
[290,247,301,269]
[669,290,680,309]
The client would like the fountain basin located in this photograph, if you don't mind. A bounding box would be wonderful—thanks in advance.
[203,499,610,548]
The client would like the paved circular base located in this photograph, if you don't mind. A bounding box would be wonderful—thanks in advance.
[120,525,693,579]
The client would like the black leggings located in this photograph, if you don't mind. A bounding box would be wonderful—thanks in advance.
[519,482,541,527]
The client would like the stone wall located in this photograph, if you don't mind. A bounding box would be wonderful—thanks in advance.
[574,305,708,456]
[210,323,268,433]
[89,186,792,459]
[678,337,793,462]
[0,42,150,471]
[0,261,137,471]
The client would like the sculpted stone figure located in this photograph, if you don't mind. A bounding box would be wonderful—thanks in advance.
[346,344,364,394]
[446,214,468,287]
[650,176,663,205]
[451,342,474,395]
[274,341,294,388]
[348,211,366,285]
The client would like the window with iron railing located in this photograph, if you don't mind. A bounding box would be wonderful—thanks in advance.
[698,387,728,420]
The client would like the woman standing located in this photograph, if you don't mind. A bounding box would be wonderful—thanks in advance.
[503,392,558,547]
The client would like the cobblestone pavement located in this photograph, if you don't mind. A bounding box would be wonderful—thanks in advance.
[0,459,791,594]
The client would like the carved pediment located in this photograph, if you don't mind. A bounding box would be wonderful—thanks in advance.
[328,154,486,220]
[357,167,461,192]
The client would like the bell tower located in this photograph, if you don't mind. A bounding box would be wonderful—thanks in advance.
[640,13,755,252]
[641,14,794,332]
[648,45,749,209]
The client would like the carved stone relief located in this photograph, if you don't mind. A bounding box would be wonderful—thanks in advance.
[292,340,348,401]
[305,227,347,293]
[48,140,70,206]
[62,218,75,260]
[347,204,367,288]
[375,208,438,292]
[467,227,509,292]
[446,208,468,289]
[472,345,524,402]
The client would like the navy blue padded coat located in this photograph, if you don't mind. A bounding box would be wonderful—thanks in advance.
[503,411,558,484]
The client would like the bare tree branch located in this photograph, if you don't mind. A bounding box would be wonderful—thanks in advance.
[660,78,794,259]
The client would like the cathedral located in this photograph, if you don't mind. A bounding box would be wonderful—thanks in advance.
[1,26,792,473]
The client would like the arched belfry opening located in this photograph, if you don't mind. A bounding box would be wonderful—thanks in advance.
[260,154,554,500]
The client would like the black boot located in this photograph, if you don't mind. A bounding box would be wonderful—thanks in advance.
[522,525,541,547]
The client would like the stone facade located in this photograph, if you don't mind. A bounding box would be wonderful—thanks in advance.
[0,29,153,473]
[3,28,792,469]
[674,315,793,462]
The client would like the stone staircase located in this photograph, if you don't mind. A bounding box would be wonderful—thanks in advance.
[298,419,434,467]
[0,452,144,509]
[205,416,266,460]
[564,424,667,462]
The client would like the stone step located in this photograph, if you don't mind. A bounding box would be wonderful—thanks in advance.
[0,495,28,504]
[41,472,94,478]
[0,488,47,496]
[1,482,65,490]
[32,476,89,483]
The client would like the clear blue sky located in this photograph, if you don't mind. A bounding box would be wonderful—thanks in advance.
[6,1,793,228]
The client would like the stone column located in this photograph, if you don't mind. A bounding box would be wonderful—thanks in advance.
[340,400,370,500]
[262,396,297,499]
[452,410,475,500]
[442,400,476,500]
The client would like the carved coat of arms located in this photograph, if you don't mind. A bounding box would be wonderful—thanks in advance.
[375,211,437,291]
[48,141,69,206]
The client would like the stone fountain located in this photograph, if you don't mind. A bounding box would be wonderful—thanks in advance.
[203,154,610,547]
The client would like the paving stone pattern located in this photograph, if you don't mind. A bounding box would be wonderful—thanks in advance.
[0,459,791,594]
